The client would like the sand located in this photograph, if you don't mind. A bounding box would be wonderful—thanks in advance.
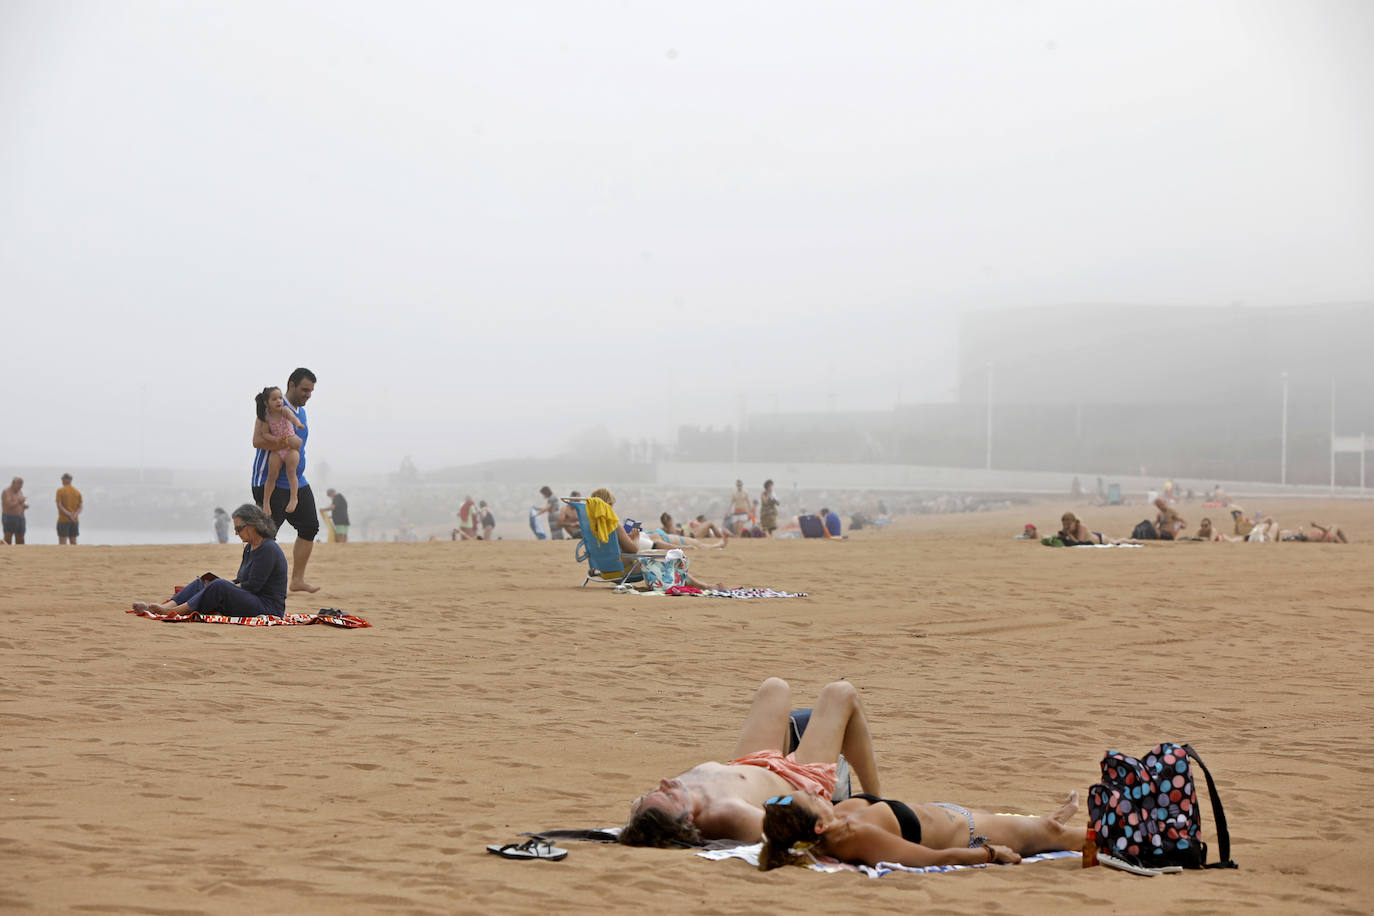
[2,496,1371,914]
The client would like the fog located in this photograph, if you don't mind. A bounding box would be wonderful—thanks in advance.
[3,0,1372,478]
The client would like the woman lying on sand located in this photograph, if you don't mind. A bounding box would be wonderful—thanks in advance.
[130,504,288,618]
[760,787,1083,870]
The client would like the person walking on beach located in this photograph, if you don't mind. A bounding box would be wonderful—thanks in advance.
[56,473,82,545]
[479,500,496,540]
[250,367,320,593]
[3,477,28,545]
[323,489,350,542]
[727,480,751,535]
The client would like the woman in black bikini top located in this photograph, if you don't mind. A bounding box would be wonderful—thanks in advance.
[758,789,1085,870]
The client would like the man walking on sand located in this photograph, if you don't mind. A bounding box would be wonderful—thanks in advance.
[56,473,82,545]
[3,477,28,545]
[251,367,321,593]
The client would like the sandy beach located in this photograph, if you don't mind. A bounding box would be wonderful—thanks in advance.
[2,496,1371,913]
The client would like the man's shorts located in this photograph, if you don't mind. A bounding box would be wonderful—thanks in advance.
[2,514,25,536]
[332,525,349,536]
[251,484,320,540]
[57,521,79,538]
[727,749,837,798]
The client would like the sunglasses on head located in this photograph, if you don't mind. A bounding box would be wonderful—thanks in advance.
[764,795,793,806]
[234,523,248,532]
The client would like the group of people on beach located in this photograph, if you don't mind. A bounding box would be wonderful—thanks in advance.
[2,474,84,546]
[618,678,1083,870]
[1022,497,1349,546]
[127,368,323,619]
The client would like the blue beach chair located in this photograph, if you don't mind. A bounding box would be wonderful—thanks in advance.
[564,497,664,587]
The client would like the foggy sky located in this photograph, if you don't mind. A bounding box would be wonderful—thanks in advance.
[3,0,1372,475]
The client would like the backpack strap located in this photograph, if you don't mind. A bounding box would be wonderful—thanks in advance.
[1182,744,1238,868]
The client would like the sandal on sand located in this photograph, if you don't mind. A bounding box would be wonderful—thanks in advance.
[486,839,568,861]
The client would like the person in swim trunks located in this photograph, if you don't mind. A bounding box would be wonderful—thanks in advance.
[619,678,881,847]
[758,787,1085,869]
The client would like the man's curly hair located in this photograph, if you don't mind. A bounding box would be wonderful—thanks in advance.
[618,807,705,848]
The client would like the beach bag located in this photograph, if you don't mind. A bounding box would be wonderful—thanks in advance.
[1131,520,1157,540]
[638,556,688,590]
[1088,743,1236,871]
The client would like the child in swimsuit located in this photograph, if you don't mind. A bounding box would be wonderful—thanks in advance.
[254,386,305,514]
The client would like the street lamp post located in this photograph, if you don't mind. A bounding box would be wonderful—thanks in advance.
[1280,371,1288,486]
[985,362,993,471]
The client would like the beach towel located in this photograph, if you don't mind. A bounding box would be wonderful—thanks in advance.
[126,607,372,628]
[697,842,1078,877]
[585,497,618,545]
[618,585,808,598]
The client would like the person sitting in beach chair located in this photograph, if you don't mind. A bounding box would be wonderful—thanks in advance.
[621,678,880,846]
[758,786,1084,870]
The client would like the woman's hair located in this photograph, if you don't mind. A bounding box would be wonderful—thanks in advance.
[618,806,703,848]
[254,386,281,422]
[660,512,672,526]
[540,485,553,497]
[764,479,774,489]
[589,487,613,504]
[214,507,227,516]
[758,799,823,871]
[231,503,277,539]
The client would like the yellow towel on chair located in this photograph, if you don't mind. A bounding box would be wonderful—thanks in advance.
[585,497,619,546]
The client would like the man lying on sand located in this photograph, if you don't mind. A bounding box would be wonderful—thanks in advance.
[620,678,880,846]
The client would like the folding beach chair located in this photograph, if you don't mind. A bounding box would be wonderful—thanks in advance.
[564,497,664,587]
[1106,483,1123,505]
[797,514,828,538]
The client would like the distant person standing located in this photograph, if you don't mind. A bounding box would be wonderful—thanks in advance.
[3,477,28,545]
[56,473,82,545]
[455,495,478,540]
[479,500,496,540]
[250,367,320,593]
[759,479,780,537]
[540,485,563,540]
[213,507,231,544]
[727,479,751,534]
[324,488,350,542]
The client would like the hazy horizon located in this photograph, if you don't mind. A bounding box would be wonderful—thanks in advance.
[4,1,1372,476]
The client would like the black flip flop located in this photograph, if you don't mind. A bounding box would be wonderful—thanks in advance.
[486,839,568,861]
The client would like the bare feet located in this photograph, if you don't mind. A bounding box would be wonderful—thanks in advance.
[1051,790,1080,824]
[131,601,151,613]
[290,580,321,593]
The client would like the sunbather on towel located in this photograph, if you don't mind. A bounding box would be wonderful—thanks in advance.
[649,512,725,549]
[1057,512,1139,546]
[1153,498,1186,540]
[758,787,1084,870]
[620,678,881,847]
[129,504,288,618]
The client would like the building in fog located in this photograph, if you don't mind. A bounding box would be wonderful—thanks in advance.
[675,303,1374,485]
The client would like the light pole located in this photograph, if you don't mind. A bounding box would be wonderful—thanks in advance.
[985,361,993,471]
[1280,371,1288,485]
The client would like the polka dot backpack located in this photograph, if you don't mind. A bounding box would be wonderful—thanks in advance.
[1088,743,1237,871]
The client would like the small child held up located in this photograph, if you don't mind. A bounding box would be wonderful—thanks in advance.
[254,386,305,513]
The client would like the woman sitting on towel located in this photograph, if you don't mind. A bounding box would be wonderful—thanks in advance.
[759,788,1084,870]
[130,504,288,618]
[589,489,725,551]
